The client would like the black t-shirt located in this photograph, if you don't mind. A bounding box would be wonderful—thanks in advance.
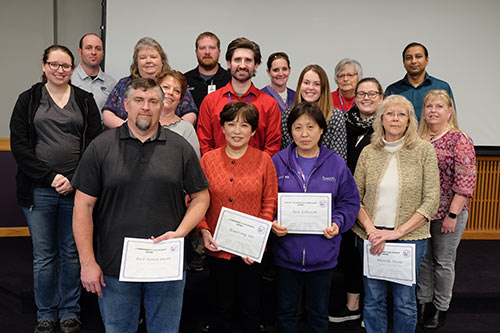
[72,123,209,276]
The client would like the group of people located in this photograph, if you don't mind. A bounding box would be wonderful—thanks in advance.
[9,31,476,333]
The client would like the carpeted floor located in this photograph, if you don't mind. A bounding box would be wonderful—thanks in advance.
[1,237,499,332]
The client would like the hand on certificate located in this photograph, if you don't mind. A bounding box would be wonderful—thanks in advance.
[272,220,288,237]
[150,230,182,243]
[200,229,220,252]
[81,261,106,298]
[323,223,339,239]
[367,229,400,255]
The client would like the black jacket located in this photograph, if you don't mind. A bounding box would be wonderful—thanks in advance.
[9,82,102,207]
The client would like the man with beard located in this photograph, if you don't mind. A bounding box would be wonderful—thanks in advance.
[197,37,281,156]
[71,33,116,114]
[385,42,455,120]
[184,32,231,109]
[71,78,210,332]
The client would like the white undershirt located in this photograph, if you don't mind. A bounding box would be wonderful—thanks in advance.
[373,137,404,228]
[278,89,288,103]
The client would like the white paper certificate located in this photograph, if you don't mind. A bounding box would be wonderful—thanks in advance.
[363,240,416,286]
[119,237,184,282]
[213,207,272,263]
[277,193,332,234]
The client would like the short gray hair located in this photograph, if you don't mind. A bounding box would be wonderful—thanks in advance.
[334,58,363,84]
[125,78,164,103]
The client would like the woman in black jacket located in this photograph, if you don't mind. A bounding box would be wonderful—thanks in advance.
[9,45,101,333]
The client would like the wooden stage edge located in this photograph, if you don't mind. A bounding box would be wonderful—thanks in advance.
[0,227,30,237]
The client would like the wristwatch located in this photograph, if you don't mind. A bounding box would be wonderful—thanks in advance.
[447,212,457,219]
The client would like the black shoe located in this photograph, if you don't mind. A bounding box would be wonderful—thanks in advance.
[188,256,205,272]
[200,323,210,332]
[328,306,361,323]
[423,307,447,330]
[418,301,430,325]
[35,320,55,333]
[60,318,81,333]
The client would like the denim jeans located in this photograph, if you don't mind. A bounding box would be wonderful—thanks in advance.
[23,187,81,321]
[358,236,427,333]
[276,266,333,333]
[417,211,468,311]
[98,273,186,333]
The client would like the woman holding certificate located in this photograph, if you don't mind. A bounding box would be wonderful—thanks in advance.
[417,90,476,330]
[351,95,440,333]
[196,102,278,333]
[272,102,360,332]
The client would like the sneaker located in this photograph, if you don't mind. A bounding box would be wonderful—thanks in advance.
[328,307,361,323]
[361,319,365,328]
[35,320,55,333]
[60,318,81,333]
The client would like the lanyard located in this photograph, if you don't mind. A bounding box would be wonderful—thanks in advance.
[228,92,252,104]
[339,94,345,112]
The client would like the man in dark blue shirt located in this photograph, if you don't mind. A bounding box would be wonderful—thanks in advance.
[385,42,455,120]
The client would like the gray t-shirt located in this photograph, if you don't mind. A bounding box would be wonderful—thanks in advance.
[34,86,83,180]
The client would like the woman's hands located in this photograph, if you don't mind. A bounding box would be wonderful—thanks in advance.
[272,220,288,237]
[200,229,220,252]
[323,223,339,239]
[52,174,73,195]
[366,229,402,255]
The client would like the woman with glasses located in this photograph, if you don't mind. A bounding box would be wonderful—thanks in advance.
[10,45,102,333]
[329,78,385,324]
[261,52,295,113]
[281,64,347,160]
[102,37,198,128]
[351,95,440,333]
[331,59,363,113]
[417,90,476,329]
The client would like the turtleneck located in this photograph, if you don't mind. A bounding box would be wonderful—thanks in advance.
[383,136,405,153]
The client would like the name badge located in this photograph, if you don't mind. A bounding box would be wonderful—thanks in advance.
[208,84,217,94]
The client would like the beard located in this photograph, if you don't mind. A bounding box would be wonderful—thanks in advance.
[198,56,218,71]
[230,67,254,83]
[136,117,152,131]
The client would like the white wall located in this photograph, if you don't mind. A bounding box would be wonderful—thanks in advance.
[106,0,500,146]
[0,0,101,138]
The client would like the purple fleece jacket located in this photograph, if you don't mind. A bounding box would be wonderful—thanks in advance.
[272,144,360,272]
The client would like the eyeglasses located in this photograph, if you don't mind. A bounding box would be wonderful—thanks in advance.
[356,91,382,99]
[337,73,357,80]
[384,111,408,119]
[46,62,73,71]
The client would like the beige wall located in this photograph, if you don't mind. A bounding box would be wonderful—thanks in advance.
[0,0,101,138]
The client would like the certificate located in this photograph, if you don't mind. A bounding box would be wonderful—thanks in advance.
[119,237,184,282]
[278,193,331,234]
[363,240,416,286]
[213,207,272,263]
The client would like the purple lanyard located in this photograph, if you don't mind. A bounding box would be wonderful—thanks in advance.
[228,93,252,104]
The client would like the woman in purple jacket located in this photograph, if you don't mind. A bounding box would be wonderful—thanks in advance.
[271,102,360,332]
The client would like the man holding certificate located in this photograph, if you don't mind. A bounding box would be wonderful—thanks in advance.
[196,102,278,333]
[71,78,210,332]
[271,102,360,333]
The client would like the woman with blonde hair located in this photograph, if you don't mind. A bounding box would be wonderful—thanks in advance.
[102,37,198,127]
[417,90,476,329]
[281,64,347,159]
[351,95,440,332]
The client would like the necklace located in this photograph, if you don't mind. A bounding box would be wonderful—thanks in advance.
[429,127,449,142]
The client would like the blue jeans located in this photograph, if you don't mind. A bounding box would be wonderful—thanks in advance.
[23,187,80,321]
[98,273,186,333]
[358,236,427,333]
[276,267,333,333]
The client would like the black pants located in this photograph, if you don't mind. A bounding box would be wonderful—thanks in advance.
[208,256,263,333]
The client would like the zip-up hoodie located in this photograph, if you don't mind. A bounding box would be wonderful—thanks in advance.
[272,143,360,272]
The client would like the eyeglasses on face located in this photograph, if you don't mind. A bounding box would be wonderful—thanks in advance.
[46,62,73,71]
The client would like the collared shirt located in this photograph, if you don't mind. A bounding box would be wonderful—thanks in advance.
[197,82,282,156]
[72,123,209,277]
[385,73,455,120]
[184,64,231,109]
[71,64,117,114]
